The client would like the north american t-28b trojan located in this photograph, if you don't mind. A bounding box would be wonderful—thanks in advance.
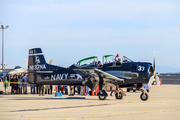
[27,48,160,101]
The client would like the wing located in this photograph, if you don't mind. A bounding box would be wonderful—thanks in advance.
[94,68,124,83]
[73,68,124,90]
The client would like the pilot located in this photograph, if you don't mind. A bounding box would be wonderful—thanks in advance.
[114,54,120,61]
[97,61,103,68]
[116,58,122,65]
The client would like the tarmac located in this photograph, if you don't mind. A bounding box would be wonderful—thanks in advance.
[0,85,180,120]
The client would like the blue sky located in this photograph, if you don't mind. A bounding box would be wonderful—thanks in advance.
[0,0,180,73]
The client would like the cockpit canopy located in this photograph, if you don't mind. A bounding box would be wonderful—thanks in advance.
[103,55,115,64]
[76,56,98,67]
[122,56,134,63]
[76,55,134,67]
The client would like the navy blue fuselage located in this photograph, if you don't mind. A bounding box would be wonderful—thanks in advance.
[27,48,152,89]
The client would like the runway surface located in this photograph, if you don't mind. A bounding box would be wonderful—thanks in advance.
[0,85,180,120]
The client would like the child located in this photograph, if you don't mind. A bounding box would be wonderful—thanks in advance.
[4,77,8,94]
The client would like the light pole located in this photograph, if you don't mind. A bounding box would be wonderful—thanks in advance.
[0,25,9,72]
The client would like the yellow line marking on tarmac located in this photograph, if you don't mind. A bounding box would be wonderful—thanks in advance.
[27,107,180,120]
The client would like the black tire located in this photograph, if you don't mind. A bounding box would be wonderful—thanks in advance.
[98,96,107,100]
[140,93,148,101]
[115,91,124,99]
[133,90,136,92]
[127,88,130,92]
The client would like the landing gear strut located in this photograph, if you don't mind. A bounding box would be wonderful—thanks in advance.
[140,87,149,101]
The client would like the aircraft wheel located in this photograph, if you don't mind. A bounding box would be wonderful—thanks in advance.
[127,88,130,92]
[133,90,136,92]
[115,91,123,99]
[98,96,107,100]
[140,93,148,101]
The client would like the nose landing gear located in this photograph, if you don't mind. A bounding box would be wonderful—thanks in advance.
[140,87,149,101]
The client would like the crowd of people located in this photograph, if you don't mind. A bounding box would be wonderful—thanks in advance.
[1,73,28,94]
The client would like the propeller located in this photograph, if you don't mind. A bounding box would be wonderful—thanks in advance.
[148,51,160,88]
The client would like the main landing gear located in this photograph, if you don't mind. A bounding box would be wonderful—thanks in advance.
[97,88,124,100]
[97,90,108,100]
[115,91,124,99]
[140,87,149,101]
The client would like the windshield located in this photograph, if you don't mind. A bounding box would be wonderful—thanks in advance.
[77,56,98,66]
[122,56,133,62]
[103,55,115,64]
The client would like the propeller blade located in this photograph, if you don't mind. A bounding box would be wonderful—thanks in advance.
[148,75,154,88]
[155,75,160,86]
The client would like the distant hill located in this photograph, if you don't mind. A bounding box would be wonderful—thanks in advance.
[156,66,180,73]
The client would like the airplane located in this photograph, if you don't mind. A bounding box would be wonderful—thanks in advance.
[27,48,160,101]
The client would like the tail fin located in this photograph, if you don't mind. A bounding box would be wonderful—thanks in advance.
[28,48,47,83]
[28,48,64,84]
[28,48,47,72]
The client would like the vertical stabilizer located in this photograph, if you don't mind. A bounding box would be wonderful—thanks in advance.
[28,48,47,83]
[28,48,47,72]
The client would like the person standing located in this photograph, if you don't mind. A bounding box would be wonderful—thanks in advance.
[69,86,75,96]
[77,86,81,95]
[64,86,68,95]
[60,86,64,94]
[31,83,35,94]
[10,75,16,94]
[18,76,23,94]
[13,75,18,94]
[85,86,89,95]
[39,85,45,96]
[36,84,39,94]
[50,85,53,94]
[22,74,28,94]
[4,77,8,94]
[10,76,13,94]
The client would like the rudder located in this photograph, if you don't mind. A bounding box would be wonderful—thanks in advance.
[28,48,47,83]
[28,48,47,72]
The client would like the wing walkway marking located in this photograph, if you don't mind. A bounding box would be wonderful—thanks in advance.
[28,107,180,120]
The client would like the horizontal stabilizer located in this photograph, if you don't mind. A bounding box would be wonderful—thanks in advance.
[48,59,54,65]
